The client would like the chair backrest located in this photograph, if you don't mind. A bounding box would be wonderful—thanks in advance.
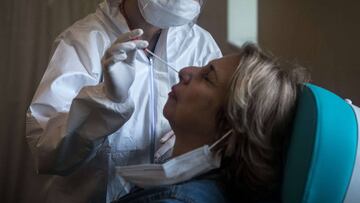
[282,83,360,203]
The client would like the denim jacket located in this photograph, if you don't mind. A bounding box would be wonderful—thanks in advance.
[114,179,230,203]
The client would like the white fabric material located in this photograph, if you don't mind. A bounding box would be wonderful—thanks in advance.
[138,0,201,28]
[116,130,231,187]
[344,104,360,203]
[116,145,220,187]
[154,130,175,161]
[25,0,222,202]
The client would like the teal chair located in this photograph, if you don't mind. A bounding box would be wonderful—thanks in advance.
[282,84,360,203]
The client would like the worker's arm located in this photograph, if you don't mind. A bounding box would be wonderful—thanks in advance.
[26,29,146,175]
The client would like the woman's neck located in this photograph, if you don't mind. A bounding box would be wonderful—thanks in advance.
[121,0,161,52]
[172,130,215,157]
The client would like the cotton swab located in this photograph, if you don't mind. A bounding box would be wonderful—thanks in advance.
[144,48,179,73]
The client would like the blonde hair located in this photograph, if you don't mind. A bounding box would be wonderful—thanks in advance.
[216,43,309,201]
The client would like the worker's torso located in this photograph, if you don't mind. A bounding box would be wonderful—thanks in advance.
[45,1,221,202]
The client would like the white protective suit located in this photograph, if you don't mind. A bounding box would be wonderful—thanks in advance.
[25,0,222,202]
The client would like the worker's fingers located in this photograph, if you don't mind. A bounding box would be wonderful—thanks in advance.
[105,40,148,58]
[102,30,148,68]
[105,41,135,59]
[102,54,127,68]
[132,40,149,49]
[125,40,148,62]
[115,40,148,53]
[114,29,144,44]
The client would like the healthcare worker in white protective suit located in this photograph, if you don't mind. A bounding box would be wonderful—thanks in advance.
[25,0,222,202]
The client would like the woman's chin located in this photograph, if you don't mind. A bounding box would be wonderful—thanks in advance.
[164,97,179,128]
[163,101,173,121]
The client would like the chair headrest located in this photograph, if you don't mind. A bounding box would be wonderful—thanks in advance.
[282,83,359,203]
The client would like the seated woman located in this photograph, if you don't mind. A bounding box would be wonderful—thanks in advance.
[114,43,308,203]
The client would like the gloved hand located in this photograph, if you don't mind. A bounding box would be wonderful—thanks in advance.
[102,29,149,102]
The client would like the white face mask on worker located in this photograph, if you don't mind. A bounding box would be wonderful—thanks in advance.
[116,130,232,187]
[138,0,201,29]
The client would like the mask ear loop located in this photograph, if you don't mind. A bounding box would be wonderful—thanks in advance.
[209,130,233,150]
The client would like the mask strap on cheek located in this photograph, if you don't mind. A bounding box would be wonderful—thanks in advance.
[209,130,233,150]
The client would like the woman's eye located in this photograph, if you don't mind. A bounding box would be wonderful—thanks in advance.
[203,74,209,81]
[203,72,213,84]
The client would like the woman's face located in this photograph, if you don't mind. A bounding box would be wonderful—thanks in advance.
[163,54,241,137]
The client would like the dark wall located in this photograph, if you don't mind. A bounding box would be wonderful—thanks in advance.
[198,0,240,55]
[199,0,360,105]
[259,0,360,105]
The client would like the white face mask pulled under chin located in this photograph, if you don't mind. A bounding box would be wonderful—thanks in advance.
[116,130,232,188]
[138,0,201,29]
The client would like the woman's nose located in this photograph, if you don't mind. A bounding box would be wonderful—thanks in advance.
[178,67,194,84]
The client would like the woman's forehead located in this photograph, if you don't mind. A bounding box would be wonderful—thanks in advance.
[212,54,241,67]
[211,55,241,74]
